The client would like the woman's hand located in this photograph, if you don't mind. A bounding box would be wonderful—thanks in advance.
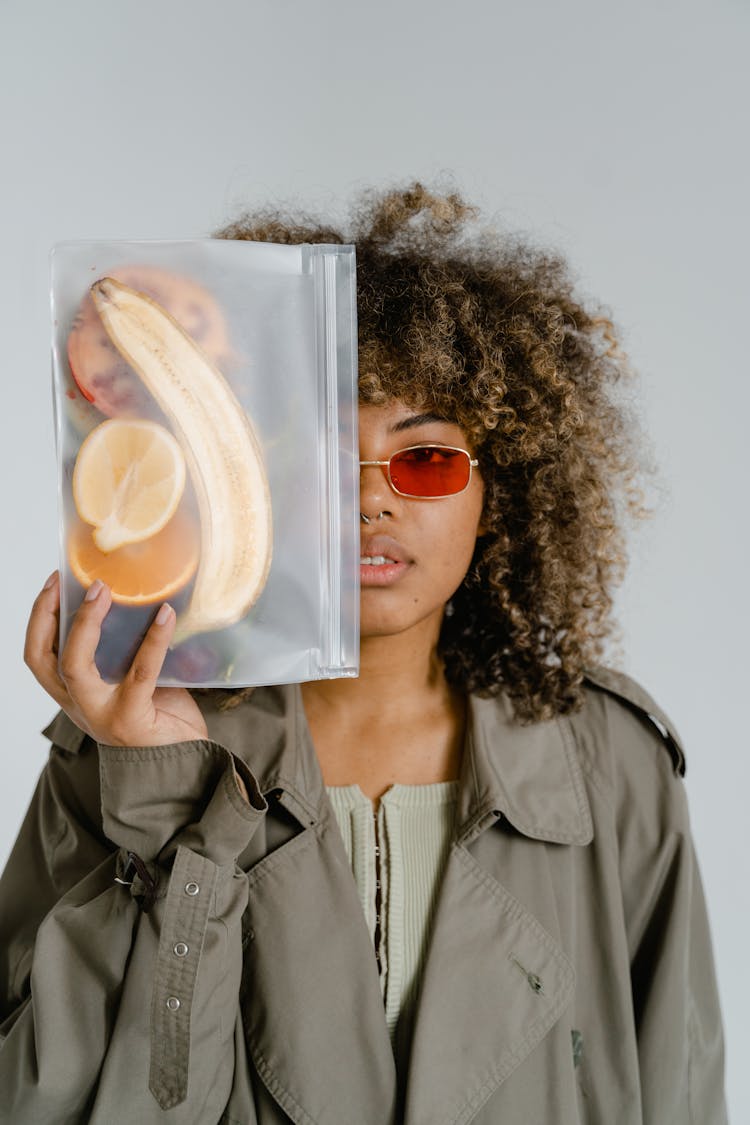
[24,571,209,747]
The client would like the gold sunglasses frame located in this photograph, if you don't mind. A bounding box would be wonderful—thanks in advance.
[359,443,479,500]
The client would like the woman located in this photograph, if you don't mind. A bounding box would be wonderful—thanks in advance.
[0,183,727,1123]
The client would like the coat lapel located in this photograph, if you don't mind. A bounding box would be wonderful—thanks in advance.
[402,695,592,1125]
[241,813,398,1125]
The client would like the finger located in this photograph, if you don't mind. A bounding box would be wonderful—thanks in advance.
[24,571,67,700]
[58,580,114,708]
[118,603,175,710]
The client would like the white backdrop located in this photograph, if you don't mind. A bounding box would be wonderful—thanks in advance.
[1,0,747,1119]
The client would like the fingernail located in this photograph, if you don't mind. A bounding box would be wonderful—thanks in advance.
[84,579,104,603]
[155,603,173,626]
[43,570,59,590]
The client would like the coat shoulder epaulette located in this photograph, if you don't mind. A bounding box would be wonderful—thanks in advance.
[582,666,686,777]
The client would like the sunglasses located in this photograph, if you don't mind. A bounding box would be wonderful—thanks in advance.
[359,444,479,499]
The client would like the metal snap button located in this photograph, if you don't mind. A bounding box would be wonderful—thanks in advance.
[166,996,181,1011]
[173,942,189,957]
[184,882,200,896]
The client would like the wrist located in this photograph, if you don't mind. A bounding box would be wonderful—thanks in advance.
[233,766,250,804]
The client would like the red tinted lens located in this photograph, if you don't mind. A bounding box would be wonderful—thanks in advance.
[389,447,471,497]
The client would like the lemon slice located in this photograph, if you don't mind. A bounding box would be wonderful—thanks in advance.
[72,418,187,552]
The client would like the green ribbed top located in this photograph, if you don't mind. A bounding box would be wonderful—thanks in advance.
[326,781,458,1043]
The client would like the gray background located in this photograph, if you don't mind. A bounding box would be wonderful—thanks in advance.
[1,0,747,1119]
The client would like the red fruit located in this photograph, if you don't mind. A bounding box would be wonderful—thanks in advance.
[162,638,224,683]
[66,264,232,417]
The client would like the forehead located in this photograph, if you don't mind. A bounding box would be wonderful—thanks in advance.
[358,400,460,437]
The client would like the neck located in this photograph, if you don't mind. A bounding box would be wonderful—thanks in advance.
[301,613,454,722]
[300,612,468,795]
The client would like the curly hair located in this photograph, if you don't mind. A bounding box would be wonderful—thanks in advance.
[215,180,650,722]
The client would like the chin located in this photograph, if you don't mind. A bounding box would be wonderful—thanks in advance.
[360,616,411,640]
[359,600,443,641]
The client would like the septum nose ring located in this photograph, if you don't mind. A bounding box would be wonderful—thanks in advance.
[361,512,387,524]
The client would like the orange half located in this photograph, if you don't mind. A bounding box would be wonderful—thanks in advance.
[67,509,200,606]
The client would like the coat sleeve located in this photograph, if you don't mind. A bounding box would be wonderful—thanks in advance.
[604,687,728,1125]
[0,711,267,1125]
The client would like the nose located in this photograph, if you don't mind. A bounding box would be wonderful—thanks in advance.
[359,458,396,516]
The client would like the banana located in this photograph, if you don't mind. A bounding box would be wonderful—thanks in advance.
[90,276,272,644]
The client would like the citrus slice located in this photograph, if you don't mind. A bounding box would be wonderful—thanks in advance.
[67,510,200,606]
[72,418,187,552]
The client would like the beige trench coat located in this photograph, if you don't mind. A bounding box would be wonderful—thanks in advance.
[0,668,728,1124]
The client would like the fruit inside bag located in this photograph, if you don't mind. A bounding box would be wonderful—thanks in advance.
[51,240,359,687]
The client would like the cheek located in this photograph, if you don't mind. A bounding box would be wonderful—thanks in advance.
[426,510,483,585]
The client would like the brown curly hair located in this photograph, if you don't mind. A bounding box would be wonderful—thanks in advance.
[215,180,650,722]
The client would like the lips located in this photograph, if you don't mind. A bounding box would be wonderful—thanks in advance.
[359,533,412,589]
[359,534,411,565]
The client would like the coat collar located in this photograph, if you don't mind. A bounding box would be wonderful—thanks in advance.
[200,683,593,847]
[43,683,593,847]
[458,691,593,846]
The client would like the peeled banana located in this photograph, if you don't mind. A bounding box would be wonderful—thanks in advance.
[90,276,272,643]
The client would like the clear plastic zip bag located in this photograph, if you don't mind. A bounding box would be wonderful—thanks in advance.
[51,239,359,687]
